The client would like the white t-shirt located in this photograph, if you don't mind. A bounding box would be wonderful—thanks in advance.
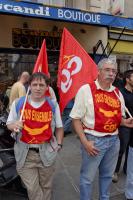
[7,98,63,128]
[70,80,125,136]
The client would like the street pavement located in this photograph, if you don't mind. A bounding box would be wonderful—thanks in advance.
[0,133,126,200]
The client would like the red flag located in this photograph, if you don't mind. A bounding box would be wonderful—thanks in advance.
[33,39,50,96]
[33,39,50,77]
[58,28,98,113]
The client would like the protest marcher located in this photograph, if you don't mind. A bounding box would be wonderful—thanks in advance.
[7,72,64,200]
[112,70,133,182]
[70,58,133,200]
[125,128,133,200]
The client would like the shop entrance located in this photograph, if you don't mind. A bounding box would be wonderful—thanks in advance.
[0,49,59,99]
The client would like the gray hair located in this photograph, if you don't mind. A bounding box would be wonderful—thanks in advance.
[98,58,117,69]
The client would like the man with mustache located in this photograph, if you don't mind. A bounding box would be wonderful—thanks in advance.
[70,58,133,200]
[7,72,64,200]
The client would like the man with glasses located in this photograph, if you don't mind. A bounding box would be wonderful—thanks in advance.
[70,58,133,200]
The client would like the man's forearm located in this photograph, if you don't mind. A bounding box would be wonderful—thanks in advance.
[72,119,88,146]
[55,127,64,145]
[7,123,16,132]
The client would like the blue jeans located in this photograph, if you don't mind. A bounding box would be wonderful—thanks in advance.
[115,127,131,173]
[125,147,133,199]
[80,134,120,200]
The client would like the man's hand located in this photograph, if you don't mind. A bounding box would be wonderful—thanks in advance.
[84,140,99,156]
[13,120,24,132]
[121,118,133,128]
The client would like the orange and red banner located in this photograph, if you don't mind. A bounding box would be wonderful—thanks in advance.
[33,39,50,77]
[58,28,98,113]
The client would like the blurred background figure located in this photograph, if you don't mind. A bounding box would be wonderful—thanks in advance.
[62,99,74,135]
[112,70,133,183]
[113,72,124,89]
[9,71,30,109]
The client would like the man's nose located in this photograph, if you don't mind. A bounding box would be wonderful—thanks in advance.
[36,85,40,89]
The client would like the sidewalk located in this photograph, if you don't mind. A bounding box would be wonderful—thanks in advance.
[52,133,126,200]
[0,133,126,200]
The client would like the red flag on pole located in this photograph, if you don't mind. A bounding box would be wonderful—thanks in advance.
[33,39,50,77]
[58,28,98,113]
[33,39,50,96]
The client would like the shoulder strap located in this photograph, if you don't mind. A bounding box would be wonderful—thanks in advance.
[15,96,56,115]
[45,96,56,114]
[114,87,120,97]
[15,96,26,114]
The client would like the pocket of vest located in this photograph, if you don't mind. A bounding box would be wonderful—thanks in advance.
[44,143,57,163]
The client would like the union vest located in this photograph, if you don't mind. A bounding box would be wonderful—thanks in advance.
[20,100,53,144]
[89,82,122,134]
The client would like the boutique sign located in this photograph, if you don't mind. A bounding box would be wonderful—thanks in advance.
[0,0,132,29]
[0,0,101,25]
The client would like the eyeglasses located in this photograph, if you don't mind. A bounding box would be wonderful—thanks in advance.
[101,68,117,75]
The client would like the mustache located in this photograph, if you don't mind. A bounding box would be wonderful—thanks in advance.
[105,77,115,81]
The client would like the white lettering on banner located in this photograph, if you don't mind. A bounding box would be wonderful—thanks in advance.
[0,2,101,24]
[58,9,101,24]
[0,3,50,16]
[61,56,82,93]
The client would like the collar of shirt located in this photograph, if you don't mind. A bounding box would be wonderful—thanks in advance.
[95,79,115,92]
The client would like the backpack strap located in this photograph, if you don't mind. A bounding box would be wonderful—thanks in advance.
[45,96,56,114]
[15,96,56,115]
[15,96,26,114]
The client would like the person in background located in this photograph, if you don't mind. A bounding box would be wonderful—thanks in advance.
[9,71,30,109]
[6,72,64,200]
[113,72,124,89]
[112,70,133,183]
[125,129,133,200]
[62,99,74,135]
[70,58,133,200]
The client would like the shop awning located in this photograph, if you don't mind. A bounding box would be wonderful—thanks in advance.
[0,0,133,30]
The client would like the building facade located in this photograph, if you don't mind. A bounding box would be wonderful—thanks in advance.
[0,0,132,87]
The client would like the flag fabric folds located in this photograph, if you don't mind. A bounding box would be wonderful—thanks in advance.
[58,28,98,113]
[33,39,50,96]
[33,39,50,77]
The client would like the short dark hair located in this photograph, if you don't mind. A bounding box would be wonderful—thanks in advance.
[29,72,50,85]
[123,70,133,84]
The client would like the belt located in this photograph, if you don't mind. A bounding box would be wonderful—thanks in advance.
[85,133,115,138]
[29,148,39,153]
[103,134,112,137]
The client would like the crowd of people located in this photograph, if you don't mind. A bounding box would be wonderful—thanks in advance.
[0,58,133,200]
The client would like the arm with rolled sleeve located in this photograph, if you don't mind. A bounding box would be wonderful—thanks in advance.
[70,85,99,156]
[70,87,87,143]
[6,100,23,132]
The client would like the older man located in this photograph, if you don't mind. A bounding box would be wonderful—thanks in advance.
[70,58,133,200]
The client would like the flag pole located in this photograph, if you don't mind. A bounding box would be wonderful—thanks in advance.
[19,86,30,121]
[13,86,30,132]
[114,90,133,118]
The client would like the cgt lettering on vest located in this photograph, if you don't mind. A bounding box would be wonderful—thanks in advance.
[58,9,101,24]
[22,109,52,122]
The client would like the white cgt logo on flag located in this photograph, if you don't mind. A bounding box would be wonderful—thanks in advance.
[61,56,82,93]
